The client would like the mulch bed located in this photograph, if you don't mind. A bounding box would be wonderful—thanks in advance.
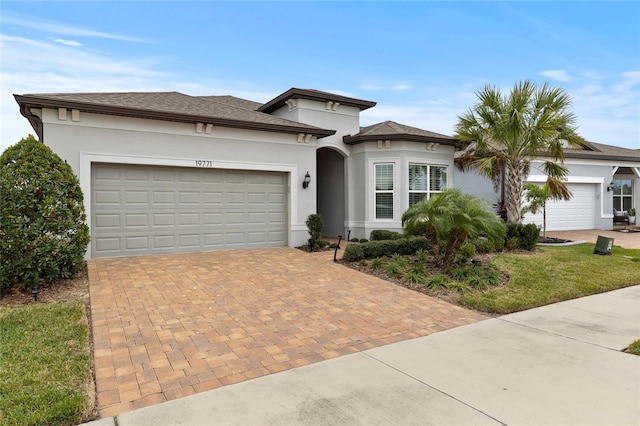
[0,268,90,306]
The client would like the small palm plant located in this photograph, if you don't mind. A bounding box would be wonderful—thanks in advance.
[402,189,506,267]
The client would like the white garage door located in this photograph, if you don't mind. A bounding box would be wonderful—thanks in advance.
[91,163,287,258]
[523,183,596,231]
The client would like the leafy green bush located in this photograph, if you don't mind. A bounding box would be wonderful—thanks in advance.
[369,230,403,241]
[446,281,470,293]
[390,253,408,267]
[386,262,403,277]
[505,223,540,251]
[359,238,369,243]
[424,274,450,290]
[0,136,90,292]
[343,244,365,261]
[343,237,430,262]
[369,258,385,269]
[403,265,426,284]
[306,213,324,244]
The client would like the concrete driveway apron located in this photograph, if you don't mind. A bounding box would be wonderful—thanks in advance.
[88,247,487,417]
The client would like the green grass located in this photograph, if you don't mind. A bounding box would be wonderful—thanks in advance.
[626,340,640,356]
[0,301,93,426]
[460,244,640,314]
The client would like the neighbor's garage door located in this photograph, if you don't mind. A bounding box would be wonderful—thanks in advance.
[91,163,287,258]
[523,183,596,231]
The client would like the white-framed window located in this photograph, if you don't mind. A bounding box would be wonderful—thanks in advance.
[613,179,633,211]
[408,164,447,207]
[375,163,394,219]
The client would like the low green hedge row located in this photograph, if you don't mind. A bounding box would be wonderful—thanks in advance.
[369,230,403,241]
[343,237,430,261]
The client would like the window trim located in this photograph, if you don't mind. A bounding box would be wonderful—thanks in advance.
[612,179,634,212]
[407,163,449,208]
[370,160,397,221]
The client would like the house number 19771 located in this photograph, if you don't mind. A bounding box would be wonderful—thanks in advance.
[195,160,213,167]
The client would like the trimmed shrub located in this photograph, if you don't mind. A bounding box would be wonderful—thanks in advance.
[343,237,430,262]
[505,223,540,251]
[0,135,90,292]
[306,213,324,243]
[369,230,403,241]
[359,238,369,243]
[343,244,365,262]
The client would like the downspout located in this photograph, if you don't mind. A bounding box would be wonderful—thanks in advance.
[19,103,44,141]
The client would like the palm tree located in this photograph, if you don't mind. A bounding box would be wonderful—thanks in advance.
[402,189,506,267]
[455,80,585,224]
[523,182,568,239]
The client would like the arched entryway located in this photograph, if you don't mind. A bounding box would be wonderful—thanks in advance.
[317,147,346,238]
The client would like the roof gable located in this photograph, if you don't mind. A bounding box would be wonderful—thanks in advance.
[343,120,460,147]
[258,88,376,113]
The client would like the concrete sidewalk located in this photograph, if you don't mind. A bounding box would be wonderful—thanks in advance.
[87,285,640,426]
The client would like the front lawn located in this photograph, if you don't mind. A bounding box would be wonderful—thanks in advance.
[344,243,640,315]
[460,244,640,313]
[0,301,94,426]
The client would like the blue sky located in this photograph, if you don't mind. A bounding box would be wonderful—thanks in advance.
[1,1,639,152]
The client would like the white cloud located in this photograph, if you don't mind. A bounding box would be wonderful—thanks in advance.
[50,38,82,47]
[359,82,412,93]
[539,69,574,82]
[2,14,149,43]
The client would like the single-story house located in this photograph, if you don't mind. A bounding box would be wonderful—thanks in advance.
[14,88,639,259]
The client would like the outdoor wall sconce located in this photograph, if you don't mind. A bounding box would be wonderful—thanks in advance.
[302,172,311,189]
[607,181,615,192]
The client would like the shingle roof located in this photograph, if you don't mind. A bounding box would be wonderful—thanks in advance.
[258,88,376,113]
[566,141,640,160]
[198,95,262,111]
[14,91,335,138]
[455,140,640,163]
[343,120,460,147]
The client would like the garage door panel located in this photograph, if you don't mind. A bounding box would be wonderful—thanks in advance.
[92,164,287,257]
[177,213,199,226]
[153,213,174,226]
[203,192,223,204]
[153,191,175,204]
[125,191,148,204]
[153,235,175,248]
[125,236,149,250]
[95,190,120,205]
[125,214,148,227]
[179,192,200,204]
[125,168,148,181]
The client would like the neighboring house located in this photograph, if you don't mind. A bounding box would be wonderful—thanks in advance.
[13,88,639,259]
[454,142,640,231]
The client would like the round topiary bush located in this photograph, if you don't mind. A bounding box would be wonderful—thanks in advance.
[0,135,90,293]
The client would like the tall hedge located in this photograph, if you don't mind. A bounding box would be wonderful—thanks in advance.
[0,135,90,292]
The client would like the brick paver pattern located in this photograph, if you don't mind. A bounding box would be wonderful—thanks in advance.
[88,247,487,417]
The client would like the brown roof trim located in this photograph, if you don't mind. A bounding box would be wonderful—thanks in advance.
[258,88,376,113]
[343,133,461,148]
[557,152,640,162]
[14,94,336,138]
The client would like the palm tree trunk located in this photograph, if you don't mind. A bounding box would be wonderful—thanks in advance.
[505,160,528,223]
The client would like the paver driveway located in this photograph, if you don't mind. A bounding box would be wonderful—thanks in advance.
[88,248,487,417]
